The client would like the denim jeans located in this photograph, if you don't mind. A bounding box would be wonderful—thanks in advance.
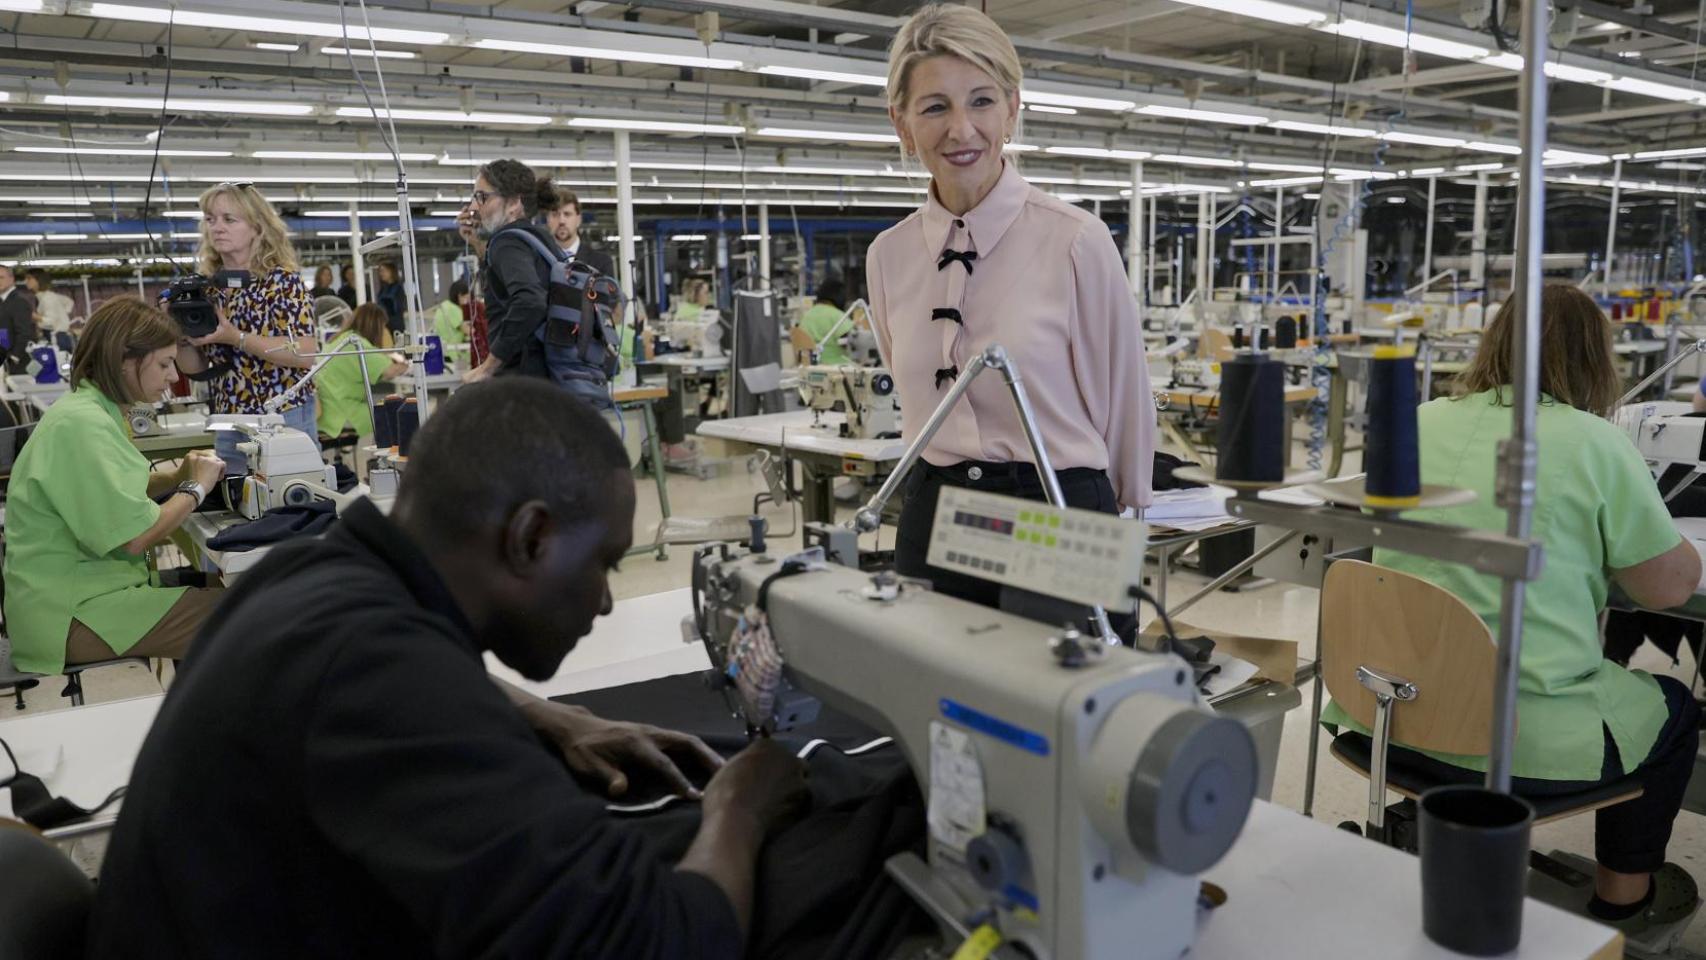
[212,403,320,475]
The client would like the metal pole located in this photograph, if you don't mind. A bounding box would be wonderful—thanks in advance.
[1129,161,1146,328]
[1196,191,1213,301]
[1422,176,1437,291]
[759,201,771,291]
[615,131,637,314]
[1488,4,1549,794]
[349,204,367,306]
[1147,196,1159,305]
[1471,172,1489,290]
[1605,158,1623,295]
[1272,186,1283,302]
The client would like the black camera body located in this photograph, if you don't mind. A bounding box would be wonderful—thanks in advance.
[165,270,254,339]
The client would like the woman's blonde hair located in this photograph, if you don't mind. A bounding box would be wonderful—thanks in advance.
[69,297,180,403]
[1454,283,1622,417]
[197,182,299,276]
[885,4,1023,113]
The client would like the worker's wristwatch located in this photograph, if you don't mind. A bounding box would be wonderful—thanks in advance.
[175,480,207,508]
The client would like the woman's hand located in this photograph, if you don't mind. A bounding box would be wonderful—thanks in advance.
[186,449,226,490]
[188,301,240,348]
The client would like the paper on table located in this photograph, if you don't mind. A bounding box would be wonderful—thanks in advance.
[1201,654,1261,697]
[1145,485,1233,522]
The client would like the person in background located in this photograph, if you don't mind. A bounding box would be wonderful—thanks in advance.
[2,298,226,677]
[316,301,406,444]
[674,278,711,322]
[170,181,320,473]
[459,159,561,386]
[796,277,861,366]
[25,269,75,341]
[866,4,1154,610]
[337,264,358,310]
[0,264,36,374]
[374,261,406,337]
[431,279,471,350]
[1323,284,1703,935]
[88,378,807,959]
[542,186,615,277]
[310,264,338,300]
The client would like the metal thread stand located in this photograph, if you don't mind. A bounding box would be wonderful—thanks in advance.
[850,345,1120,645]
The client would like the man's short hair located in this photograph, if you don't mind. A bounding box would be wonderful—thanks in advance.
[396,379,630,543]
[547,187,580,216]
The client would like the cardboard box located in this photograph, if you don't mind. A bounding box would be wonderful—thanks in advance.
[1140,619,1300,687]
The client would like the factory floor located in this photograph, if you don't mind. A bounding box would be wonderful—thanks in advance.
[32,431,1706,952]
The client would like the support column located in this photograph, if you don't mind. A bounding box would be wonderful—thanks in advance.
[1422,176,1437,290]
[1272,186,1283,300]
[1127,161,1145,326]
[615,131,637,311]
[1196,191,1213,301]
[1471,172,1489,290]
[349,203,367,306]
[759,202,771,291]
[1605,158,1623,293]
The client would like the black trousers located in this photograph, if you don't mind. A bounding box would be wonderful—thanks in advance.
[1387,675,1700,874]
[895,459,1119,610]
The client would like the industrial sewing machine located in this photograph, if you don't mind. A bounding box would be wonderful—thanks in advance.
[798,364,902,439]
[1617,400,1706,502]
[692,488,1257,960]
[216,416,345,518]
[1169,357,1221,391]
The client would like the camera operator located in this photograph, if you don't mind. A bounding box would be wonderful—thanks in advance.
[169,181,320,472]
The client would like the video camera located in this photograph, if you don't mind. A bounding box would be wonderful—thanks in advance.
[165,270,253,339]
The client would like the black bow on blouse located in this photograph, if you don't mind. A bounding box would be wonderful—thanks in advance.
[931,307,963,326]
[936,249,977,274]
[935,365,960,389]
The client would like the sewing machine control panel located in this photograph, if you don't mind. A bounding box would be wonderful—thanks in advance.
[927,487,1147,610]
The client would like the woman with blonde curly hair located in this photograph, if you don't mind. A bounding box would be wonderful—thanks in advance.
[171,181,321,470]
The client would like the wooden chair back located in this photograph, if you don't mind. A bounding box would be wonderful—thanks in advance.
[1320,560,1497,756]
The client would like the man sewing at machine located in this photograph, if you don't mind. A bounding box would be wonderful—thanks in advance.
[89,378,809,959]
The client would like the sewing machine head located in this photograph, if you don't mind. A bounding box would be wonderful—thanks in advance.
[213,417,341,518]
[798,364,901,440]
[691,490,1256,960]
[1617,401,1706,492]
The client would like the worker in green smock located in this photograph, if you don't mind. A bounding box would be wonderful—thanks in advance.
[316,302,407,439]
[1321,284,1703,934]
[431,280,470,349]
[796,278,860,366]
[673,278,710,322]
[2,298,227,675]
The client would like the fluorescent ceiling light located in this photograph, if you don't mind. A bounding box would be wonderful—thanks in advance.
[644,161,747,173]
[1151,154,1240,168]
[0,234,46,242]
[756,164,892,177]
[671,234,709,241]
[1544,62,1614,84]
[0,0,43,9]
[1021,90,1138,112]
[473,38,740,71]
[1137,104,1268,125]
[43,233,90,240]
[253,42,301,52]
[1466,141,1522,155]
[1248,176,1323,186]
[1605,76,1706,103]
[570,118,746,136]
[1164,0,1324,26]
[1409,166,1447,175]
[322,46,417,60]
[85,3,449,44]
[1329,168,1398,180]
[14,145,233,157]
[1321,20,1491,61]
[1245,161,1323,173]
[252,150,436,161]
[1385,196,1406,204]
[334,106,549,126]
[1044,145,1152,161]
[1382,130,1468,148]
[1633,146,1706,160]
[1457,162,1505,171]
[43,94,314,116]
[0,196,93,204]
[755,65,885,86]
[1542,149,1610,165]
[1479,53,1524,70]
[754,126,898,144]
[1140,183,1233,195]
[1004,143,1040,153]
[1657,161,1706,171]
[302,209,398,217]
[1270,119,1377,137]
[1025,104,1078,116]
[0,93,9,102]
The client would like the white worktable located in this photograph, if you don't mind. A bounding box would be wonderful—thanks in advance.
[3,374,67,412]
[645,354,730,372]
[0,694,162,820]
[1201,800,1619,959]
[696,409,906,462]
[181,511,275,580]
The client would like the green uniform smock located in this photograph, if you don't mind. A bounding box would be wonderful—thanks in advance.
[431,300,467,347]
[1321,389,1682,781]
[799,302,853,365]
[1,386,183,674]
[315,331,388,437]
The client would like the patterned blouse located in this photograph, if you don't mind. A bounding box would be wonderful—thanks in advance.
[169,266,317,415]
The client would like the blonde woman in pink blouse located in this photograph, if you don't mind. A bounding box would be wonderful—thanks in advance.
[867,3,1156,609]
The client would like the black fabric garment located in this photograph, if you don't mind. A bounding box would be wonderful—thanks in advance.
[0,287,35,375]
[375,281,405,335]
[1605,466,1706,666]
[570,243,616,279]
[204,500,336,552]
[1153,452,1207,491]
[88,499,742,960]
[335,283,357,310]
[1338,675,1700,874]
[482,220,561,381]
[558,675,933,960]
[309,285,337,300]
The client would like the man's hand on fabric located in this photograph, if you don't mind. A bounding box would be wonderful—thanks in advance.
[525,700,725,798]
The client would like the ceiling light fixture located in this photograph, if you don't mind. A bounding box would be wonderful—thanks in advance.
[1465,141,1522,155]
[252,149,437,161]
[1137,104,1268,125]
[1270,119,1378,137]
[1151,153,1241,168]
[1021,90,1139,112]
[1381,130,1469,148]
[321,46,417,59]
[1044,145,1153,161]
[570,118,746,136]
[253,42,301,52]
[43,94,314,116]
[14,145,233,157]
[334,106,549,126]
[754,65,886,86]
[473,38,741,71]
[753,126,898,143]
[1025,104,1078,116]
[1320,20,1492,61]
[85,3,449,44]
[1162,0,1324,26]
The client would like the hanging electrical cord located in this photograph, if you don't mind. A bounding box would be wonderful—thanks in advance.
[139,6,185,275]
